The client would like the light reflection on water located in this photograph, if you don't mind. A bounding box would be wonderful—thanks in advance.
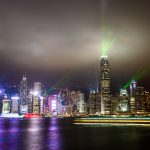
[0,119,21,149]
[74,122,150,127]
[0,118,62,150]
[24,118,62,150]
[0,118,150,150]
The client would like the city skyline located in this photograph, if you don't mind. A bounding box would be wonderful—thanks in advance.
[0,0,150,91]
[0,1,150,150]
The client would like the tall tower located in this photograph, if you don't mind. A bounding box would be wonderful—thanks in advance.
[129,80,137,114]
[119,89,129,112]
[20,75,28,114]
[100,56,111,115]
[130,80,137,95]
[33,82,42,114]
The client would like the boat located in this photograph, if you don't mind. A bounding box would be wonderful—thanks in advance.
[74,117,150,124]
[23,113,43,118]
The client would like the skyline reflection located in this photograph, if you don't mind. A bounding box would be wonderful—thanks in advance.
[0,118,150,150]
[0,118,62,150]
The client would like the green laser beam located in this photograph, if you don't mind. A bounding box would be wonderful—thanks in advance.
[123,67,150,89]
[46,71,72,95]
[100,24,115,56]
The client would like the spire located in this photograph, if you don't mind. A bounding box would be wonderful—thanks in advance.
[23,74,27,80]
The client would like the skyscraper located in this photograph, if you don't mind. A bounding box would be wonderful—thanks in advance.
[11,96,19,114]
[33,82,42,114]
[89,92,96,115]
[77,91,85,113]
[136,86,147,114]
[119,89,129,113]
[49,95,58,116]
[19,75,28,114]
[129,80,137,114]
[28,89,33,113]
[2,99,11,114]
[100,56,111,115]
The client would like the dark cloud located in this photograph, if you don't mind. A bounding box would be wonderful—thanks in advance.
[0,0,150,90]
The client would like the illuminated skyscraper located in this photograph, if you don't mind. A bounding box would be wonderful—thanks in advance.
[49,95,58,116]
[57,92,61,115]
[76,91,86,113]
[28,89,33,113]
[129,81,148,114]
[129,80,137,114]
[119,89,129,113]
[145,91,150,113]
[19,75,28,114]
[11,96,19,114]
[2,99,11,114]
[60,89,72,116]
[89,92,96,115]
[34,82,42,95]
[70,91,77,114]
[130,80,137,95]
[100,56,111,115]
[135,86,147,114]
[33,82,42,114]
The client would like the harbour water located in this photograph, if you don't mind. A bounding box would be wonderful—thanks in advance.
[0,118,150,150]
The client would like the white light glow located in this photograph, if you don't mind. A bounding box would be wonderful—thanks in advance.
[0,113,22,118]
[101,55,108,58]
[11,96,19,100]
[33,91,39,96]
[39,96,43,100]
[52,100,57,110]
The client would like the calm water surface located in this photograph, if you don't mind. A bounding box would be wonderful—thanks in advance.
[0,118,150,150]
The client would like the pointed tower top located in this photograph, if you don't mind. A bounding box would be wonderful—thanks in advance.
[23,74,27,80]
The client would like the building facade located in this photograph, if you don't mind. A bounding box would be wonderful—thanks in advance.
[19,75,28,114]
[32,82,42,114]
[100,56,111,115]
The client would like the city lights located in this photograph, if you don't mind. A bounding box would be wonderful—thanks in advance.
[0,56,149,118]
[11,96,19,100]
[32,91,39,96]
[0,1,150,150]
[100,55,111,115]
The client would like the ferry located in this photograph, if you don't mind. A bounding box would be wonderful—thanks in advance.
[74,117,150,124]
[23,113,43,118]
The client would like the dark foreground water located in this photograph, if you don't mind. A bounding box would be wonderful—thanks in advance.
[0,118,150,150]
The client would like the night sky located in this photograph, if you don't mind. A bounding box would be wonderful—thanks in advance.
[0,0,150,92]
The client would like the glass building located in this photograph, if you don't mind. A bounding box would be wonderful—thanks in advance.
[100,56,111,115]
[19,75,28,114]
